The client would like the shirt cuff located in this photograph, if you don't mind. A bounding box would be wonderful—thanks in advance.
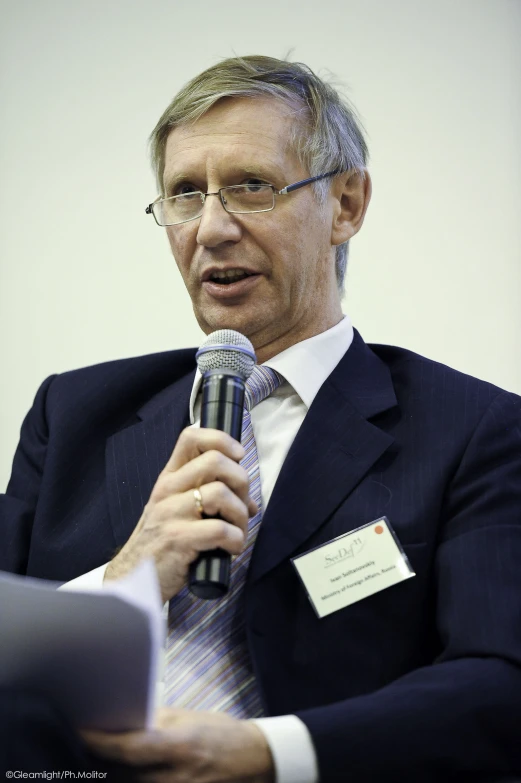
[253,714,319,783]
[57,562,109,591]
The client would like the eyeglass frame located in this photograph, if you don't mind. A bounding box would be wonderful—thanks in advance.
[145,168,342,226]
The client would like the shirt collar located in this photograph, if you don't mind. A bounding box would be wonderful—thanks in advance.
[188,315,354,422]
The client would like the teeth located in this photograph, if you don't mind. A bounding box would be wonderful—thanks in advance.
[210,269,251,283]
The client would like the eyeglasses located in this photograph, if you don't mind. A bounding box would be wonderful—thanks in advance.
[145,169,341,226]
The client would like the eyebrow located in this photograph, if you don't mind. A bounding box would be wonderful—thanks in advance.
[163,165,286,195]
[162,173,194,195]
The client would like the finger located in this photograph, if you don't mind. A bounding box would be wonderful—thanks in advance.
[167,428,244,473]
[198,483,253,534]
[154,707,186,728]
[193,480,259,521]
[165,517,246,556]
[154,449,252,507]
[81,729,170,767]
[162,481,249,531]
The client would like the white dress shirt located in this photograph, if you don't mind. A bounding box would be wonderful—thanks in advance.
[62,315,354,783]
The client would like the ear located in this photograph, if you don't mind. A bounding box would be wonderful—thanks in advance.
[330,170,372,246]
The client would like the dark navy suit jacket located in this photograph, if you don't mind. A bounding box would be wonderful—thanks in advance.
[2,330,521,782]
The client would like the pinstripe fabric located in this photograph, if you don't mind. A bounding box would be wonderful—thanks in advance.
[164,366,282,716]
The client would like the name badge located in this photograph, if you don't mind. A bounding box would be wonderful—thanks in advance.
[291,517,415,618]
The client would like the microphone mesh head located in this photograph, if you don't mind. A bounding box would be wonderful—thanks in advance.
[196,330,256,379]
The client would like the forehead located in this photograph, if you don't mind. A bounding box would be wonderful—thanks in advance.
[162,96,305,188]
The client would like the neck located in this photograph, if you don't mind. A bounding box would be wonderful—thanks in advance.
[252,310,344,364]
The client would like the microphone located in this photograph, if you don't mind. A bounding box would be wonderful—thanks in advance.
[188,329,256,600]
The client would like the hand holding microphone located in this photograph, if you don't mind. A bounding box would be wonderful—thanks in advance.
[188,329,256,598]
[103,330,257,603]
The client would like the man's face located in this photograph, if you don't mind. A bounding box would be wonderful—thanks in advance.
[163,96,343,361]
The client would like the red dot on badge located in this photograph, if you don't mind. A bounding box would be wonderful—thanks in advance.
[374,525,384,535]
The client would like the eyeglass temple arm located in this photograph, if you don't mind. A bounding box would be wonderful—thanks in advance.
[145,170,343,212]
[278,169,342,195]
[146,195,164,215]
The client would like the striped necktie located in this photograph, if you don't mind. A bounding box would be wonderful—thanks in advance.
[164,365,282,716]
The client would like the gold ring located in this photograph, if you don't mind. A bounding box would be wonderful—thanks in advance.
[193,488,204,517]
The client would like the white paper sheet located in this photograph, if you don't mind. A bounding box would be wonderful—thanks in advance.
[0,559,165,731]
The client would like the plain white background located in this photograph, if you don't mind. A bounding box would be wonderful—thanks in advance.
[1,0,520,490]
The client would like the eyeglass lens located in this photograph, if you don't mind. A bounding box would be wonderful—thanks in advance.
[155,184,274,225]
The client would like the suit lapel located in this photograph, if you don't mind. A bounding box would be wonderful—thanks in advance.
[105,370,195,548]
[249,331,398,584]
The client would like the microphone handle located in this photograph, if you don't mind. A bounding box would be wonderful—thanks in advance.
[188,371,245,599]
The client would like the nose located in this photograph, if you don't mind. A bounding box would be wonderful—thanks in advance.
[196,192,242,248]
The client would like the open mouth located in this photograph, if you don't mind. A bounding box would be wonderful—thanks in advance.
[208,269,254,285]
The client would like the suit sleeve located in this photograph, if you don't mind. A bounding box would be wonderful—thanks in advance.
[296,390,521,783]
[0,375,56,575]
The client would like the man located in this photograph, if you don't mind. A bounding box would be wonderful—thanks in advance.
[1,55,521,782]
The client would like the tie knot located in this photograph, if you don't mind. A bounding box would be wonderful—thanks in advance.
[244,366,282,411]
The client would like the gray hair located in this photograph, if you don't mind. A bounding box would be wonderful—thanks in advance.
[149,55,369,291]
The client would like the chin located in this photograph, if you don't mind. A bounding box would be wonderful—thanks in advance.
[197,309,263,340]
